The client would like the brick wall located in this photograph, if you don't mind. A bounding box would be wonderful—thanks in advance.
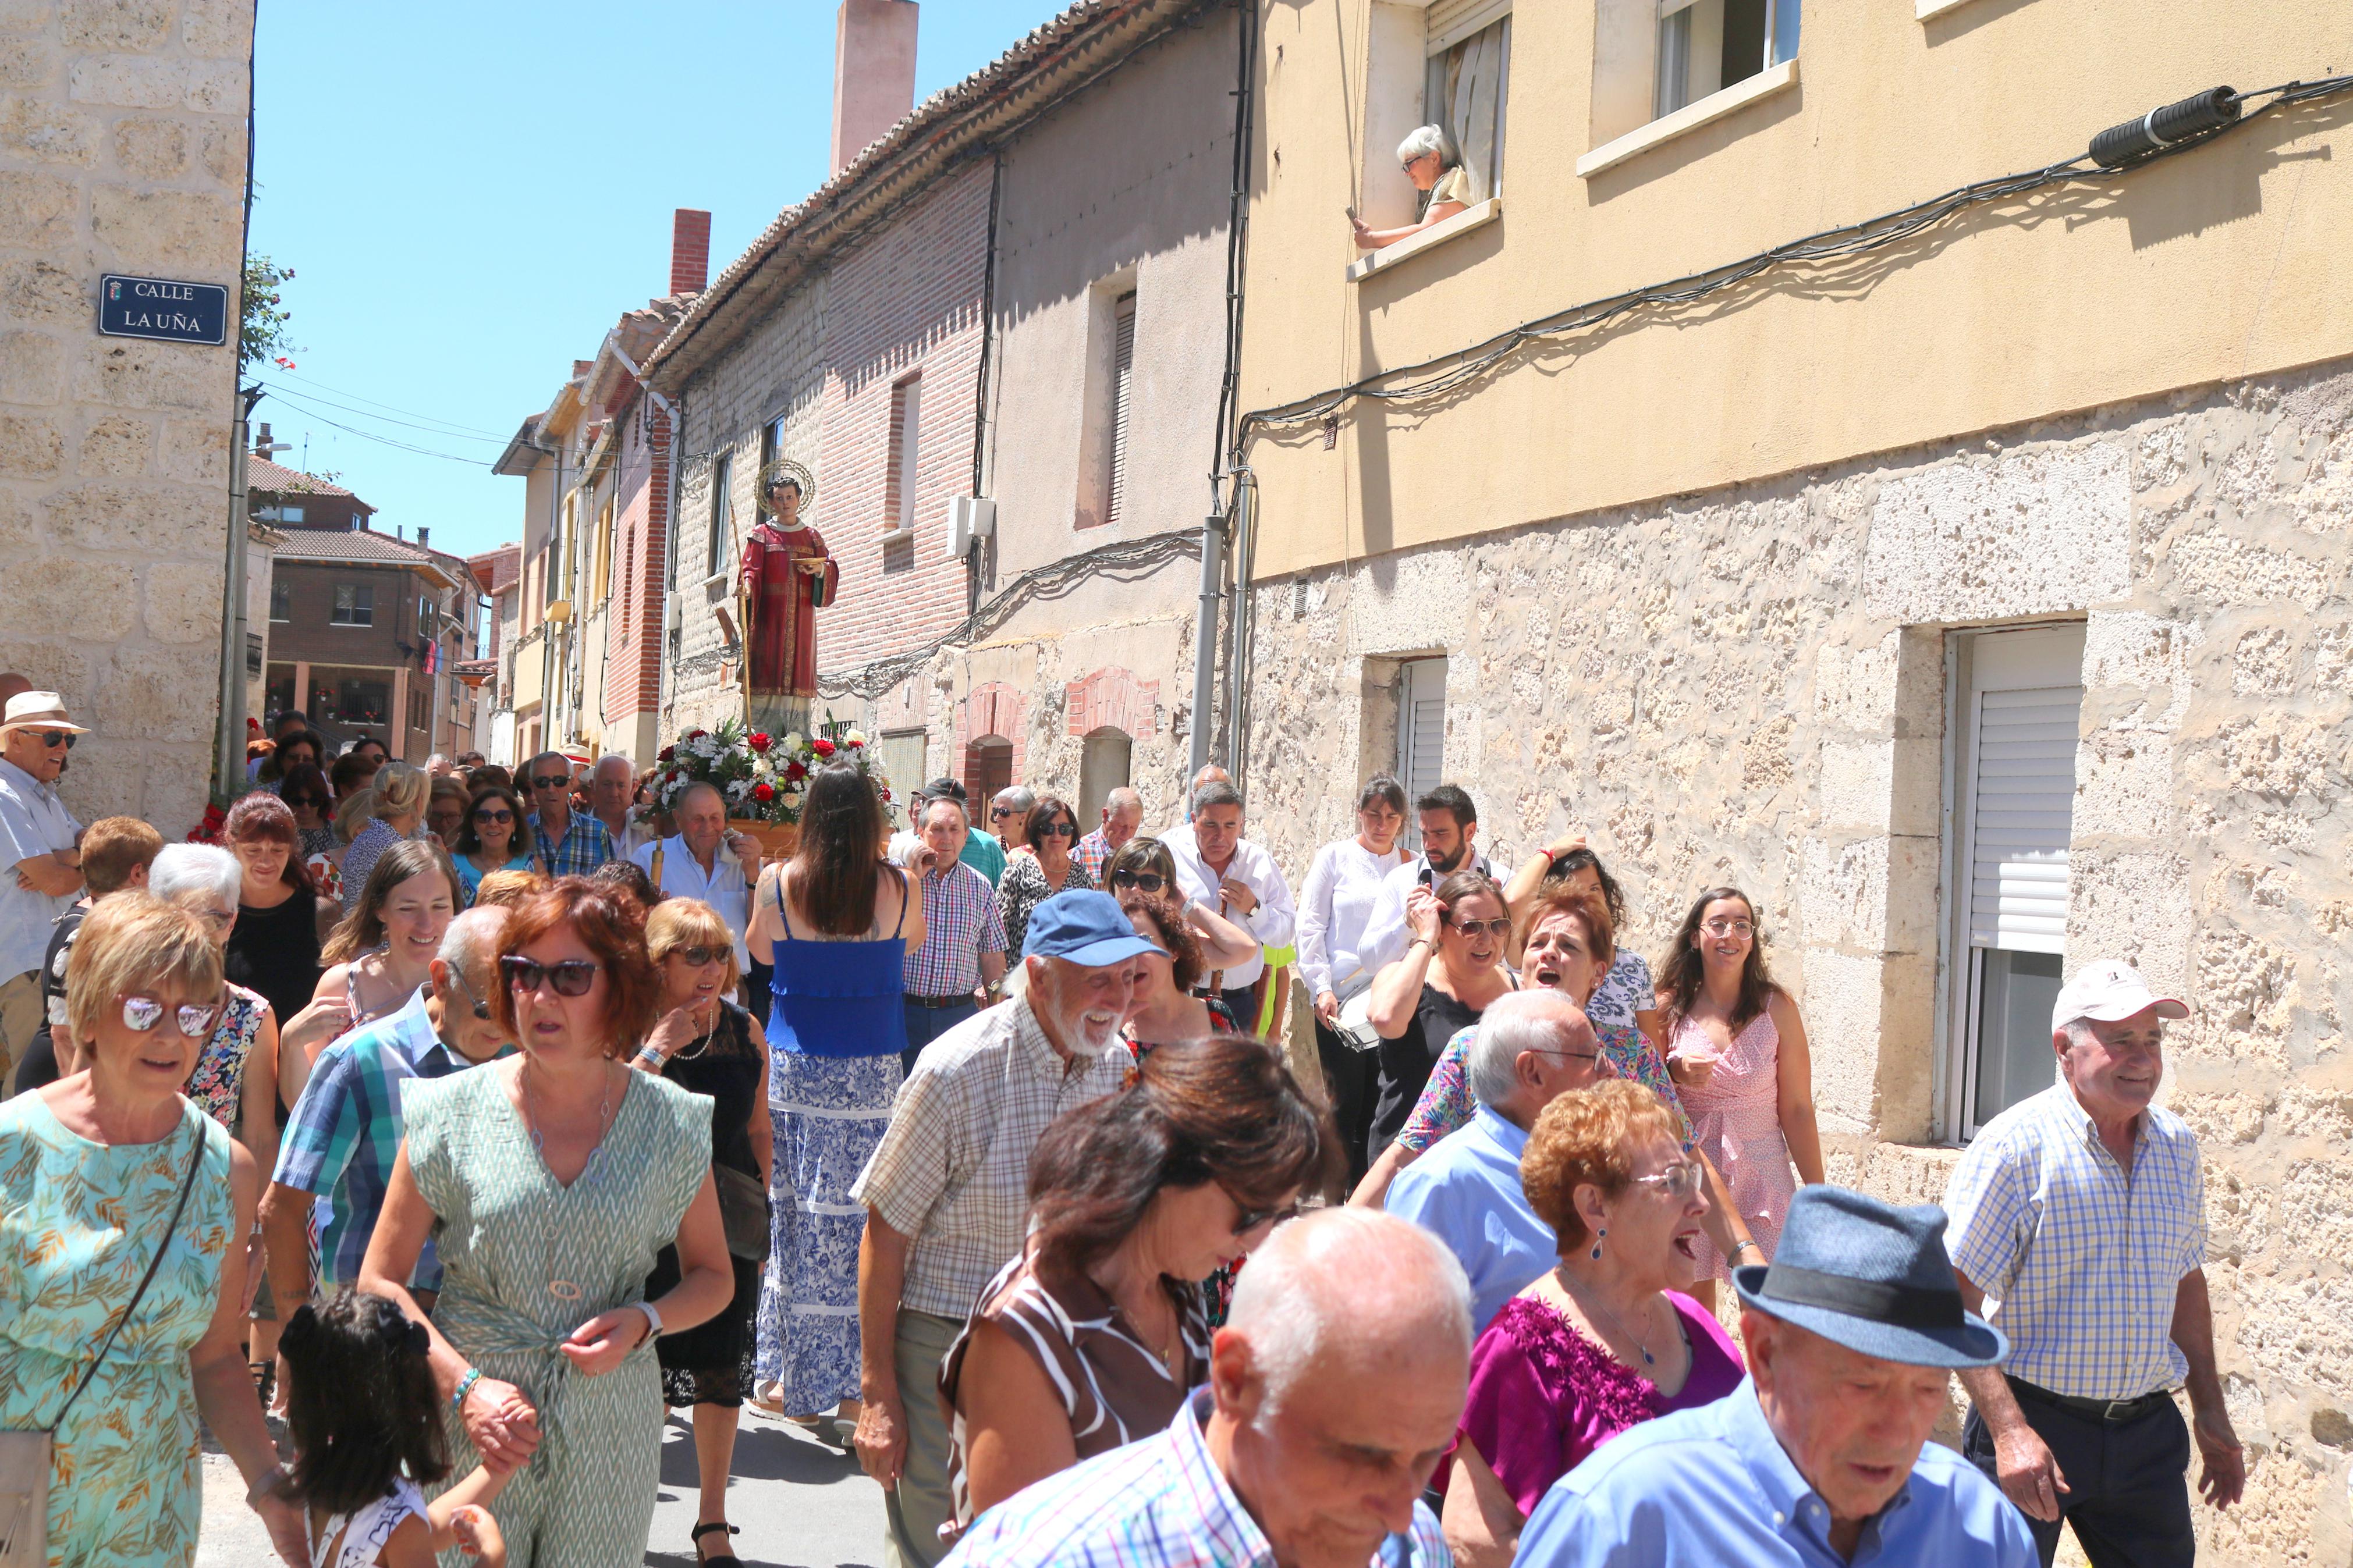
[599,391,668,755]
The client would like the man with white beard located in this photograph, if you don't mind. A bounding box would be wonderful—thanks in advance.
[849,890,1156,1568]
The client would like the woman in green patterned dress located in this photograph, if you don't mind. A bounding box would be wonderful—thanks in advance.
[0,894,307,1566]
[360,877,732,1567]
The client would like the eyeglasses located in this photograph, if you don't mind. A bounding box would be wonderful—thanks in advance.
[446,963,492,1021]
[1447,916,1512,937]
[1629,1161,1706,1201]
[193,906,235,933]
[500,955,600,997]
[1110,870,1167,894]
[1701,918,1755,937]
[667,945,725,967]
[33,731,76,751]
[473,808,514,824]
[529,775,572,791]
[1531,1047,1600,1066]
[122,994,220,1037]
[1039,822,1077,840]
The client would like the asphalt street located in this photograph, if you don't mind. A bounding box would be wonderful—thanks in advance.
[197,1407,888,1567]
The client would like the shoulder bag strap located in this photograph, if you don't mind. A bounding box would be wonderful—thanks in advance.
[47,1114,208,1431]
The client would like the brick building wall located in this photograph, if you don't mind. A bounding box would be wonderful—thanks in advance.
[599,393,669,760]
[0,0,252,832]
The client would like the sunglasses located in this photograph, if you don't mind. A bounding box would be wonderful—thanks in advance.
[529,775,572,791]
[1628,1161,1707,1201]
[1038,822,1078,839]
[33,731,76,751]
[667,945,725,967]
[122,994,220,1037]
[1225,1188,1301,1238]
[287,795,328,810]
[991,806,1016,819]
[473,808,514,824]
[1447,916,1513,937]
[1110,870,1167,894]
[500,955,600,997]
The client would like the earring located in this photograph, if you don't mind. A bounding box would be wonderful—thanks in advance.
[1589,1226,1606,1262]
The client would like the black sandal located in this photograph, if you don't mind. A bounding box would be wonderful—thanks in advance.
[691,1521,743,1566]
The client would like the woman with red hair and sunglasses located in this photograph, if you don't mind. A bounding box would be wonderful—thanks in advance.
[360,877,733,1567]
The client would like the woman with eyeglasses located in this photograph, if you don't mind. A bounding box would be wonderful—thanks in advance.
[1102,836,1259,977]
[1297,774,1412,1186]
[1656,886,1822,1285]
[452,783,536,908]
[996,794,1096,958]
[1437,1079,1745,1568]
[937,1034,1332,1541]
[359,877,732,1568]
[279,841,462,1108]
[0,894,308,1565]
[1364,868,1518,1165]
[630,898,772,1567]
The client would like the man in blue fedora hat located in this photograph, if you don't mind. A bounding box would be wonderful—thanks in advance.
[850,888,1156,1567]
[1516,1185,2037,1565]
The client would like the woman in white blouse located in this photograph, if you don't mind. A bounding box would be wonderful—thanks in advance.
[1297,774,1410,1187]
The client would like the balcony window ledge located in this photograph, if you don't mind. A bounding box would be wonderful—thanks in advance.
[1345,197,1503,283]
[1916,0,1978,17]
[1575,58,1799,180]
[876,524,915,543]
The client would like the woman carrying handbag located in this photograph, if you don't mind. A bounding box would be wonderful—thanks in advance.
[1,895,306,1567]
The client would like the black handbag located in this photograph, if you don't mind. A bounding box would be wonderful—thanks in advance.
[714,1164,772,1264]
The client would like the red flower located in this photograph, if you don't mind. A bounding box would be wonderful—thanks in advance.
[811,738,836,758]
[685,728,707,741]
[658,745,676,762]
[785,759,808,781]
[846,737,864,750]
[751,781,775,802]
[879,788,893,802]
[747,731,772,753]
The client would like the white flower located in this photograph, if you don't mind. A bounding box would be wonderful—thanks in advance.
[725,777,752,799]
[846,729,868,747]
[782,790,802,808]
[752,756,775,778]
[782,732,805,753]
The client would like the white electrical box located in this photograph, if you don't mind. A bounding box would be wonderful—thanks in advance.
[946,496,998,556]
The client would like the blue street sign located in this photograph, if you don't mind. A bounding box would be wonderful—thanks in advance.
[97,273,229,346]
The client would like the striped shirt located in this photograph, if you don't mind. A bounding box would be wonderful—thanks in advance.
[851,997,1130,1320]
[939,1386,1449,1567]
[903,862,1007,998]
[939,1251,1210,1535]
[1944,1080,2206,1400]
[527,809,615,880]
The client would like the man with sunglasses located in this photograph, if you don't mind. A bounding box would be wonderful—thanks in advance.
[522,749,616,879]
[1385,990,1607,1334]
[0,691,88,1093]
[261,906,516,1317]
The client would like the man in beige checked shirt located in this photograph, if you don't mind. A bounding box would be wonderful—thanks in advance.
[848,889,1157,1568]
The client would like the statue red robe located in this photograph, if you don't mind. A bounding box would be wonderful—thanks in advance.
[739,520,837,727]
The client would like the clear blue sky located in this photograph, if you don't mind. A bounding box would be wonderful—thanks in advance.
[247,0,1073,562]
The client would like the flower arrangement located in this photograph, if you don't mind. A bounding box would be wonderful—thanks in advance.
[187,802,228,844]
[651,713,891,826]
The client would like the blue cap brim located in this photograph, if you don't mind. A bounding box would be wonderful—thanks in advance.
[1025,934,1164,966]
[1732,1264,2010,1370]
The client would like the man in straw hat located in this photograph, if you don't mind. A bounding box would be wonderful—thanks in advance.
[734,457,837,736]
[0,690,88,1091]
[1515,1185,2037,1565]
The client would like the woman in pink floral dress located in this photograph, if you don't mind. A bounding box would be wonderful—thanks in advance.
[1655,886,1823,1310]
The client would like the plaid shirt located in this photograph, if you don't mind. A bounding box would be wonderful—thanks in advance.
[942,1388,1448,1567]
[528,808,616,879]
[1944,1080,2206,1400]
[272,989,508,1293]
[852,995,1130,1318]
[1074,829,1116,884]
[903,861,1007,998]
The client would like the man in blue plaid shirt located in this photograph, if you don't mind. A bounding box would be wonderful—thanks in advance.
[258,906,513,1312]
[523,750,616,878]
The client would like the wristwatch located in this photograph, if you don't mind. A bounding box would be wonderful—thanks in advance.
[635,1301,665,1343]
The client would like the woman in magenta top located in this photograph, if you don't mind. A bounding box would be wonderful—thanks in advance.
[1440,1079,1745,1568]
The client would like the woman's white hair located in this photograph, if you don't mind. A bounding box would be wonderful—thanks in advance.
[1225,1207,1471,1418]
[1397,123,1454,168]
[150,842,242,907]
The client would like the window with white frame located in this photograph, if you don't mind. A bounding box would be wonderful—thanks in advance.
[886,374,922,534]
[1396,656,1447,850]
[1655,0,1799,118]
[1425,4,1510,205]
[1946,623,2085,1138]
[707,451,734,578]
[1103,292,1137,527]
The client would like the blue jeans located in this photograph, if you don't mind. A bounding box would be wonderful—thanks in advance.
[902,996,978,1076]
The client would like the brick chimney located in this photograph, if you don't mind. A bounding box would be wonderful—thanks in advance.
[832,0,918,176]
[670,208,712,296]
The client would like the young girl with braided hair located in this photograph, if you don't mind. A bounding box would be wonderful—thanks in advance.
[272,1292,512,1567]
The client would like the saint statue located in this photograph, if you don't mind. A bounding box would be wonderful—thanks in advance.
[735,459,838,737]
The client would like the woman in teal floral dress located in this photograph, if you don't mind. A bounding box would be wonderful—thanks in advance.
[0,894,304,1566]
[361,878,732,1567]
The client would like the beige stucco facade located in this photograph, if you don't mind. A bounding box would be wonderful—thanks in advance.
[1234,1,2353,1558]
[1,0,251,833]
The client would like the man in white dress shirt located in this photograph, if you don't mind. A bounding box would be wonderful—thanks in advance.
[1358,783,1496,976]
[630,782,762,969]
[1160,780,1296,1032]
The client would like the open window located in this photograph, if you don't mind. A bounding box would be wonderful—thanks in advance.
[1653,0,1798,117]
[1425,5,1510,205]
[1077,280,1138,530]
[1583,0,1800,177]
[1351,2,1510,276]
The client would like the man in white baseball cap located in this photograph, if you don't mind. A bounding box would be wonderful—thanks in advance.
[0,691,88,1091]
[1940,959,2240,1567]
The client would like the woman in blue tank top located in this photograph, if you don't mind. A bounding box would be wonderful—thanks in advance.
[744,763,924,1443]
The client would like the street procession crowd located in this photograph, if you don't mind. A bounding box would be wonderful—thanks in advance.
[0,674,2250,1568]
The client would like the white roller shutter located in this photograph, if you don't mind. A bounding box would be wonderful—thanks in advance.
[1428,0,1510,55]
[1399,657,1447,825]
[1105,294,1137,528]
[1961,628,2086,957]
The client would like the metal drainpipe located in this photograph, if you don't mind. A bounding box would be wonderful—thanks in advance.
[1188,505,1226,777]
[214,386,261,794]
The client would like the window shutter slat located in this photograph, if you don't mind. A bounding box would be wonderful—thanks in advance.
[1427,0,1510,55]
[1106,294,1137,528]
[1967,681,2082,956]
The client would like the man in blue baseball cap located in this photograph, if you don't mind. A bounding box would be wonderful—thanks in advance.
[849,888,1158,1568]
[1514,1185,2038,1566]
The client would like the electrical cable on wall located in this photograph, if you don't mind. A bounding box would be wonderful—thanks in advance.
[1231,76,2353,454]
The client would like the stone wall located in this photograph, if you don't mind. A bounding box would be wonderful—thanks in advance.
[1,0,250,834]
[1241,358,2353,1562]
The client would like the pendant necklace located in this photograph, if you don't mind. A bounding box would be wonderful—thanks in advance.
[525,1059,617,1302]
[1556,1265,1658,1368]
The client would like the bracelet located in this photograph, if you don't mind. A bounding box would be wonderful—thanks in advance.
[451,1366,483,1411]
[635,1044,665,1065]
[1729,1240,1763,1261]
[245,1460,293,1509]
